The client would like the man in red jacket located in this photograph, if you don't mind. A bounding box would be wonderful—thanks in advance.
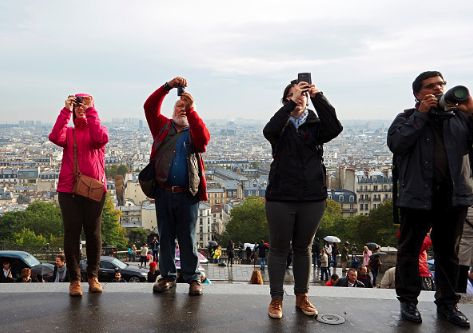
[144,77,210,296]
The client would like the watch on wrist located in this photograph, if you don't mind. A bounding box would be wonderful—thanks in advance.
[163,82,172,91]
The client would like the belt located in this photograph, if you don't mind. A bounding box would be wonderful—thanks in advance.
[158,184,189,193]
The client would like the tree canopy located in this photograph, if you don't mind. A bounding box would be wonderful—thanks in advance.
[220,196,269,245]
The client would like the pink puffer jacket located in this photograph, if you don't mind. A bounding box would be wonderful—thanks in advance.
[49,102,108,194]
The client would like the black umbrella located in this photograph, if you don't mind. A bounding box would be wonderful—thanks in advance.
[208,241,218,246]
[369,252,388,259]
[365,242,379,248]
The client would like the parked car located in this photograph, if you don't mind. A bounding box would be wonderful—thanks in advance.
[79,256,148,282]
[0,250,55,281]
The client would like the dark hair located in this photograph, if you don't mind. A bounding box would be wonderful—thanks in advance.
[412,71,444,96]
[331,274,339,280]
[281,83,295,104]
[56,254,66,262]
[21,268,31,278]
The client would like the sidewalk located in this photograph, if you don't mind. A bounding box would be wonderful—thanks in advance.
[0,283,472,333]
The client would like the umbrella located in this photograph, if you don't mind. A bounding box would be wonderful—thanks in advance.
[175,249,208,263]
[369,252,388,259]
[208,241,218,246]
[324,236,341,243]
[365,242,379,248]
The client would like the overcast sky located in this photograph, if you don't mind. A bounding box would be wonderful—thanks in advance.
[1,0,473,124]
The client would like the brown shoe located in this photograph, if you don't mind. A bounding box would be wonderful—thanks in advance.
[268,298,283,319]
[296,293,318,316]
[69,281,82,296]
[88,278,103,293]
[189,280,203,296]
[153,277,176,293]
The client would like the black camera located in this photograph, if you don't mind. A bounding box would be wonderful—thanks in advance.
[74,96,83,104]
[429,85,470,118]
[177,86,185,96]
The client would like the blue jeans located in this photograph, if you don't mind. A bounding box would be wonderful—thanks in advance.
[260,257,266,269]
[321,267,329,281]
[332,254,337,268]
[155,186,200,283]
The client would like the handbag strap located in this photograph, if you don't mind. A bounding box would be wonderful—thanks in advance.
[73,128,80,180]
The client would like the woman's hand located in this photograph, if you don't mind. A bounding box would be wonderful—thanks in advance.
[308,84,320,98]
[291,82,310,103]
[65,95,75,110]
[83,96,94,109]
[168,77,187,88]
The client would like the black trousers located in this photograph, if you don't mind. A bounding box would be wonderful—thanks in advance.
[58,192,105,282]
[395,203,466,305]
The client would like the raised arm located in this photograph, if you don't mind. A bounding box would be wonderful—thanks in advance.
[49,107,73,148]
[311,93,343,143]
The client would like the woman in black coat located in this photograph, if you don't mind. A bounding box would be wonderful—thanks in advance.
[263,79,342,319]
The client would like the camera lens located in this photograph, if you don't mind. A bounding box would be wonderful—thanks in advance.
[453,86,468,99]
[444,85,469,104]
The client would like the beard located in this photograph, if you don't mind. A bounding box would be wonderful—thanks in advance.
[173,115,189,127]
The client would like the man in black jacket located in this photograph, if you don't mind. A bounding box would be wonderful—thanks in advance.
[335,269,364,287]
[388,71,473,327]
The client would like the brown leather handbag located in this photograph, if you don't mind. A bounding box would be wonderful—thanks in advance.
[72,129,105,202]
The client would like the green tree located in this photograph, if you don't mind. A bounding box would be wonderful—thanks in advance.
[14,228,48,247]
[220,196,269,245]
[317,199,342,234]
[101,194,127,250]
[117,164,130,177]
[250,161,261,169]
[106,164,119,178]
[128,228,149,247]
[356,200,398,247]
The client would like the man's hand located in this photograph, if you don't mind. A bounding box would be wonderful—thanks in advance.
[181,92,194,111]
[418,94,438,113]
[168,77,187,88]
[449,94,473,114]
[291,82,310,103]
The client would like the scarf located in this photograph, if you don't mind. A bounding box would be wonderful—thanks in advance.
[55,263,67,282]
[74,117,88,129]
[289,109,308,130]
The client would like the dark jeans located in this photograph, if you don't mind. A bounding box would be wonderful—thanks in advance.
[266,200,326,299]
[155,186,200,283]
[312,251,319,267]
[396,204,467,305]
[332,253,338,268]
[58,192,105,282]
[321,267,329,281]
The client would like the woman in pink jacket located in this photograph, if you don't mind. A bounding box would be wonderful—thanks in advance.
[49,94,108,296]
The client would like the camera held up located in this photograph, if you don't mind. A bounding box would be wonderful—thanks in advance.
[74,96,83,105]
[429,85,470,119]
[177,86,185,97]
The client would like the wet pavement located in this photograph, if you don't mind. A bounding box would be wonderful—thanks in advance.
[1,283,472,333]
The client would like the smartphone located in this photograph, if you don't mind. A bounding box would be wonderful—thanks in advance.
[298,73,312,85]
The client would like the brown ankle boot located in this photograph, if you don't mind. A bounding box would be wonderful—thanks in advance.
[268,298,283,319]
[296,293,318,316]
[69,281,82,296]
[88,277,102,293]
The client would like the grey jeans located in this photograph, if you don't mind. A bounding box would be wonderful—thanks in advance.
[266,200,326,299]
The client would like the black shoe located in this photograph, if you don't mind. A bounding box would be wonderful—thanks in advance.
[400,302,422,323]
[437,304,470,328]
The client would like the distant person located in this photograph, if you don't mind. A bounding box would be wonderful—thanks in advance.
[49,93,108,296]
[1,259,14,283]
[213,246,222,264]
[368,255,382,286]
[312,237,320,268]
[255,240,268,270]
[128,246,132,262]
[419,230,435,291]
[263,78,342,319]
[226,240,234,267]
[332,243,339,270]
[249,270,264,285]
[201,271,211,284]
[150,237,160,262]
[147,261,160,283]
[320,249,329,281]
[380,267,396,289]
[111,271,126,283]
[357,265,373,288]
[341,242,349,272]
[140,243,149,268]
[238,241,244,261]
[246,246,252,261]
[335,268,365,287]
[325,274,339,287]
[16,268,32,283]
[132,244,137,262]
[362,246,372,266]
[145,77,210,297]
[52,254,70,282]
